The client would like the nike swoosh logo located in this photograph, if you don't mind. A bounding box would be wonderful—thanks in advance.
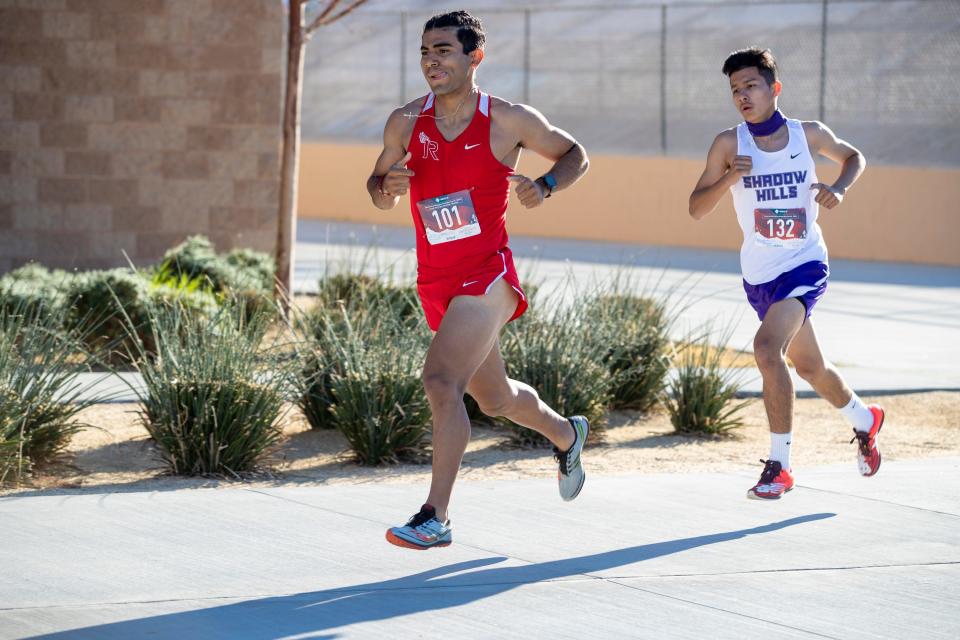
[464,143,481,150]
[790,152,801,159]
[462,280,480,287]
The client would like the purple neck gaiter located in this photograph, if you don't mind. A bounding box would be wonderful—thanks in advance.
[746,109,786,137]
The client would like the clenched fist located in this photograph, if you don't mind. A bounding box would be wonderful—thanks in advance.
[728,154,752,179]
[380,151,415,197]
[507,174,545,209]
[810,182,844,209]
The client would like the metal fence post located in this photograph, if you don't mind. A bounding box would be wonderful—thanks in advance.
[819,0,828,121]
[399,12,407,106]
[523,9,531,104]
[660,4,668,155]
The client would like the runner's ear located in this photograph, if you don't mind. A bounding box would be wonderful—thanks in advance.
[772,80,782,98]
[470,48,484,67]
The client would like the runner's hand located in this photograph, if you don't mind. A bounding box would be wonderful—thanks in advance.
[382,151,414,196]
[507,174,545,209]
[810,182,844,209]
[728,154,752,180]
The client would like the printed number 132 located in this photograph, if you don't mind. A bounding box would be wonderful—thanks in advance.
[431,205,462,229]
[767,218,795,238]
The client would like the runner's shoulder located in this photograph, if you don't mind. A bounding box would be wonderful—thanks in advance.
[488,96,549,129]
[711,127,739,156]
[383,97,427,142]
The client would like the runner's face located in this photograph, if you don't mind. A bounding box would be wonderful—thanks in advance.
[729,67,780,122]
[421,28,476,95]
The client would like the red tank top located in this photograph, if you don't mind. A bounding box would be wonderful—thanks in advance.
[407,91,513,269]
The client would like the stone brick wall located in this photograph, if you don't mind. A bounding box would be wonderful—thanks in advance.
[0,0,284,272]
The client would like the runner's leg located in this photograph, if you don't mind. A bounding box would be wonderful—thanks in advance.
[786,318,852,407]
[421,279,518,521]
[465,339,575,449]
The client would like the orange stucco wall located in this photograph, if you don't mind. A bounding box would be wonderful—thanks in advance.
[298,142,960,266]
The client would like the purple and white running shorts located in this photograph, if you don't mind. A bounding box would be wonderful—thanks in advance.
[743,260,828,321]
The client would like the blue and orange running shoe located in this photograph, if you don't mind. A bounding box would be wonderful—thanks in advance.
[851,405,884,477]
[385,504,452,550]
[555,416,589,502]
[747,459,795,500]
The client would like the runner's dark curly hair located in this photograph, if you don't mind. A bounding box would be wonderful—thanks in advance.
[423,10,485,54]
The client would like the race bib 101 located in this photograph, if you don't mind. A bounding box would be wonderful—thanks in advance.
[753,208,807,247]
[416,189,481,245]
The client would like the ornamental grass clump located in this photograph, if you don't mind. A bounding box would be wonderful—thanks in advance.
[296,281,431,465]
[122,297,292,477]
[297,271,424,432]
[585,292,673,413]
[499,297,613,448]
[0,304,100,485]
[663,326,749,436]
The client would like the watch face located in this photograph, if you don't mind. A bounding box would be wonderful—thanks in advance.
[544,174,558,189]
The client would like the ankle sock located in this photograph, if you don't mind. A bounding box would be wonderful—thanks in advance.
[840,393,874,433]
[770,432,792,470]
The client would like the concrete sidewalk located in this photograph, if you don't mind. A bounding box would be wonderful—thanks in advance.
[2,458,958,639]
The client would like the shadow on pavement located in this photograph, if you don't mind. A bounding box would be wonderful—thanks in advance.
[25,513,835,639]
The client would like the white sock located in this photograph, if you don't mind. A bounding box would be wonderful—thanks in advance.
[840,393,874,432]
[770,432,792,470]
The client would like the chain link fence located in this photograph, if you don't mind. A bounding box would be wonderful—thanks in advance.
[302,0,960,166]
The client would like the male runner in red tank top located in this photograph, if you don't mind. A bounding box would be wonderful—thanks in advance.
[366,11,590,550]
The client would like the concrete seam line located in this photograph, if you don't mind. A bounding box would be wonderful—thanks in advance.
[603,578,842,640]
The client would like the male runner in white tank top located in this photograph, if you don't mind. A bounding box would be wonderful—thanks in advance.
[688,47,884,500]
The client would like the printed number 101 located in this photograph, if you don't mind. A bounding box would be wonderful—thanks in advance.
[431,206,462,229]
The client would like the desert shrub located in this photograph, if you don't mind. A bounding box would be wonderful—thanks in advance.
[68,269,219,365]
[316,272,420,322]
[0,304,100,485]
[663,327,748,436]
[124,299,292,476]
[0,263,74,318]
[296,289,431,464]
[154,236,276,319]
[585,293,672,412]
[499,301,613,447]
[155,235,274,293]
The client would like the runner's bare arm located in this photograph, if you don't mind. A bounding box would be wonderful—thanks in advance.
[804,121,866,210]
[367,108,415,210]
[689,130,746,220]
[503,104,589,208]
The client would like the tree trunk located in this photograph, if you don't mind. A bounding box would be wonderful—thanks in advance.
[275,2,306,301]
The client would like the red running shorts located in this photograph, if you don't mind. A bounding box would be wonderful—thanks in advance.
[416,247,528,331]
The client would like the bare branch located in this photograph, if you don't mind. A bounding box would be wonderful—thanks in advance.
[304,0,368,39]
[303,0,340,35]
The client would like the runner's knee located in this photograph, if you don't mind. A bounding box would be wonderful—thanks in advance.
[753,336,786,371]
[422,369,466,403]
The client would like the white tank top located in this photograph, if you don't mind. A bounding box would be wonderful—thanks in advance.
[731,118,828,285]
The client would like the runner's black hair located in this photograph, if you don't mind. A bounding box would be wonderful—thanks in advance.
[423,10,485,54]
[722,47,779,85]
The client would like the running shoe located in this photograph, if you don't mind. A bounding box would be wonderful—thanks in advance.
[851,405,884,477]
[385,504,452,550]
[747,459,795,500]
[555,416,589,502]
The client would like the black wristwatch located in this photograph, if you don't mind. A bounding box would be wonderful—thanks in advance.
[538,173,557,198]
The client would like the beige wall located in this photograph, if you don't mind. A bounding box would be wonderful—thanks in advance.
[0,0,283,273]
[298,142,960,267]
